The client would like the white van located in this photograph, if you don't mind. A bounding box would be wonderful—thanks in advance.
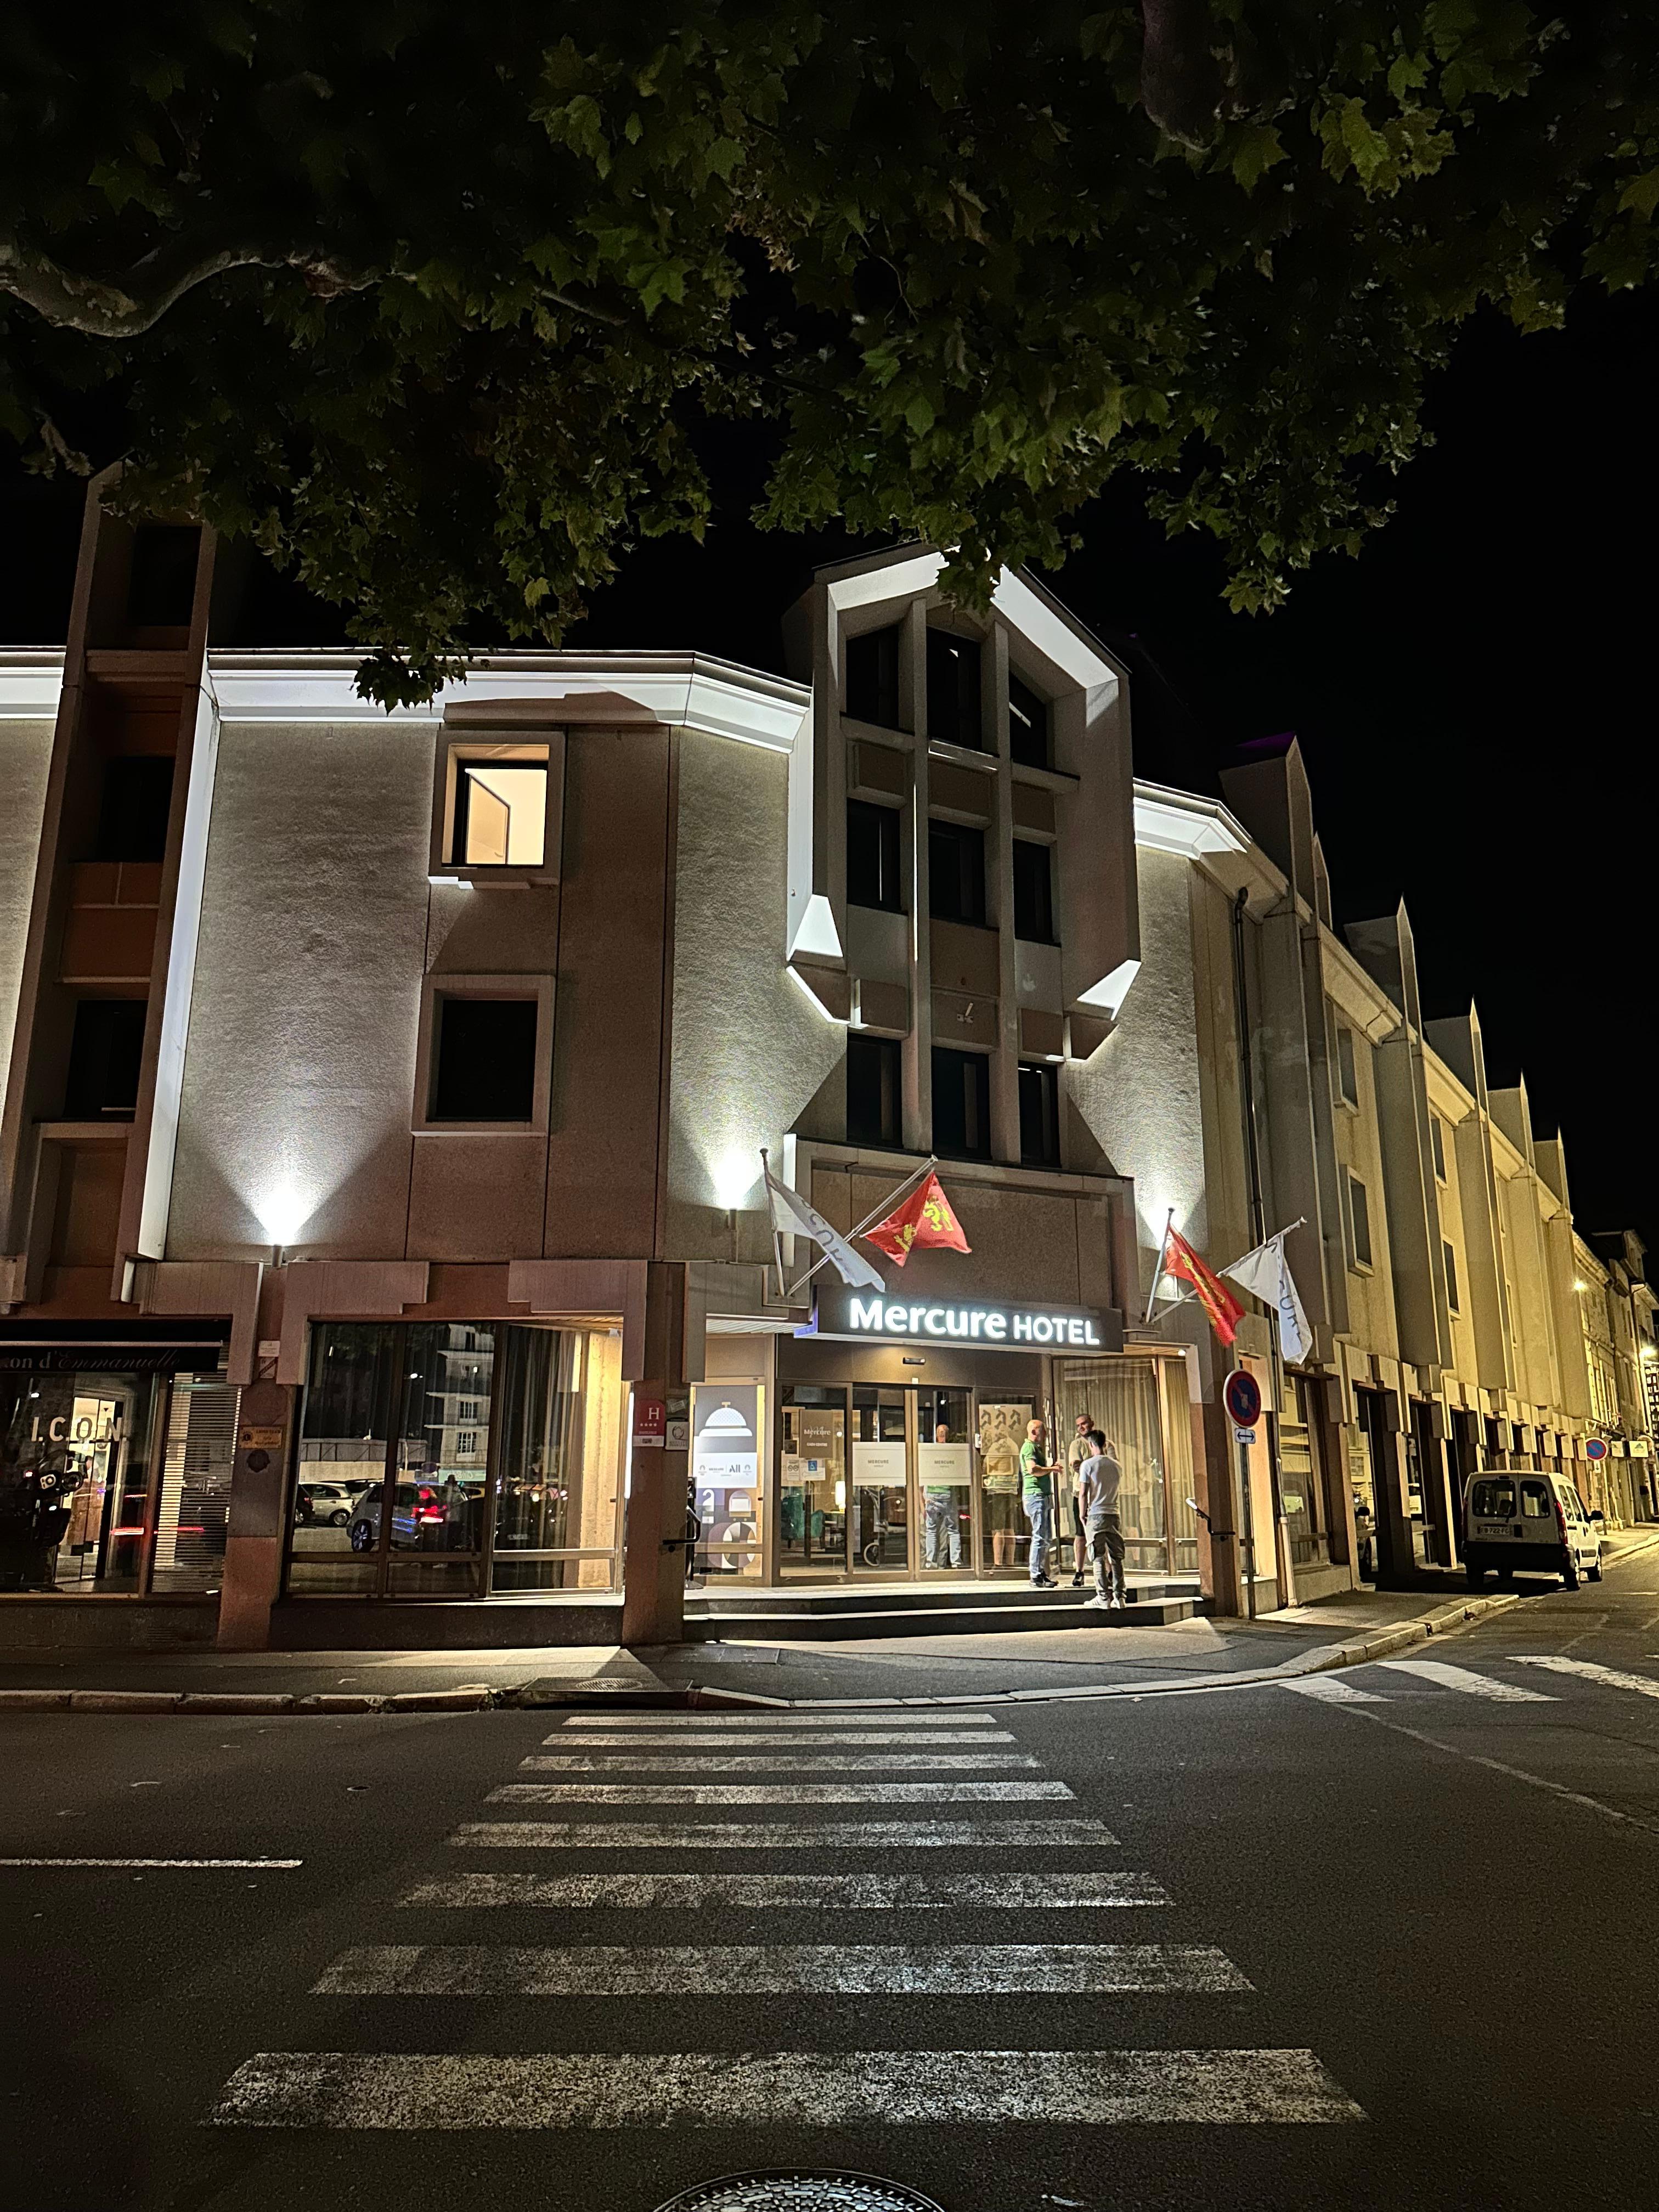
[1463,1470,1604,1590]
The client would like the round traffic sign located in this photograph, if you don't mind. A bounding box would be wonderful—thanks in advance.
[1223,1367,1262,1429]
[1585,1437,1610,1462]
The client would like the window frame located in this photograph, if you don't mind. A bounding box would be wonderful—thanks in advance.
[925,627,986,751]
[1443,1238,1461,1314]
[1011,838,1058,945]
[846,798,905,915]
[1346,1171,1374,1272]
[1334,1023,1360,1109]
[1007,672,1051,770]
[1017,1059,1060,1167]
[843,623,904,731]
[846,1031,903,1149]
[932,1045,992,1161]
[430,729,563,888]
[412,972,556,1135]
[1429,1114,1448,1182]
[928,816,989,928]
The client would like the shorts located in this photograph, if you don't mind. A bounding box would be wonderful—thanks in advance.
[982,1490,1018,1533]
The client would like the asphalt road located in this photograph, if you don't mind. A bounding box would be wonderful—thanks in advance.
[8,1551,1659,2212]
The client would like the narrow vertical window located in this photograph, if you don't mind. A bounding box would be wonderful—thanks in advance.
[844,625,902,729]
[1008,674,1050,768]
[926,630,983,748]
[1012,840,1057,943]
[847,800,904,912]
[847,1033,902,1148]
[1018,1061,1060,1166]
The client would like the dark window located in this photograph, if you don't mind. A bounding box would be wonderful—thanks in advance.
[845,624,902,729]
[1008,674,1050,768]
[431,997,538,1121]
[847,1033,902,1147]
[1469,1477,1516,1520]
[847,800,903,912]
[1012,840,1057,943]
[926,629,983,748]
[126,525,200,628]
[928,819,986,926]
[95,757,174,862]
[1018,1061,1060,1166]
[1335,1024,1359,1106]
[1443,1239,1460,1313]
[63,998,146,1119]
[932,1047,991,1160]
[1347,1173,1373,1269]
[1430,1115,1447,1181]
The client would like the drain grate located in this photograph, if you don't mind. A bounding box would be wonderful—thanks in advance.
[654,2173,944,2212]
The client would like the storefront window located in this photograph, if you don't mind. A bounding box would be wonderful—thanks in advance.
[917,1386,971,1572]
[850,1385,909,1573]
[1053,1357,1181,1576]
[977,1398,1032,1572]
[490,1326,623,1593]
[779,1387,847,1577]
[691,1383,762,1582]
[289,1322,398,1595]
[1278,1376,1329,1570]
[0,1352,211,1595]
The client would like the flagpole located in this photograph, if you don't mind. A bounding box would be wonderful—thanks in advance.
[759,1150,788,1305]
[778,1155,940,1306]
[1142,1209,1173,1328]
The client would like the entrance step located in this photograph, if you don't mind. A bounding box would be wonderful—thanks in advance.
[685,1595,1199,1641]
[685,1579,1197,1620]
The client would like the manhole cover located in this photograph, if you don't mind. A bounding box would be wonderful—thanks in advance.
[654,2174,944,2212]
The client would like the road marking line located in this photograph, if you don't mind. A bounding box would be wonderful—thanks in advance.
[487,1780,1075,1807]
[0,1857,303,1870]
[1511,1656,1659,1699]
[555,1711,1001,1729]
[1278,1678,1384,1705]
[1374,1660,1555,1702]
[399,1871,1170,1909]
[541,1730,1017,1747]
[207,2048,1364,2126]
[313,1942,1249,1996]
[450,1818,1120,1850]
[517,1752,1040,1774]
[1332,1706,1659,1838]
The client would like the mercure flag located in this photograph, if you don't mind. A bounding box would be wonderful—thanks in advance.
[1222,1232,1312,1365]
[763,1161,885,1292]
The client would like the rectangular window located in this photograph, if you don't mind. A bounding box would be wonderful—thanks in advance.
[63,998,147,1120]
[1519,1479,1551,1520]
[452,755,548,868]
[430,995,538,1122]
[1470,1476,1516,1519]
[847,800,904,912]
[932,1046,991,1160]
[847,1032,902,1148]
[1335,1024,1359,1107]
[1430,1114,1447,1181]
[95,757,174,862]
[1347,1173,1373,1269]
[844,624,902,729]
[1012,840,1057,943]
[1443,1239,1460,1313]
[926,629,983,748]
[1018,1060,1059,1167]
[928,819,987,926]
[1008,674,1050,769]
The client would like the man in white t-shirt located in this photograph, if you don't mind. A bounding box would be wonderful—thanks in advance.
[1075,1427,1127,1610]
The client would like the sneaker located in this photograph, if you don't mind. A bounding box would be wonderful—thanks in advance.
[1030,1575,1058,1589]
[1083,1593,1111,1610]
[1070,1571,1086,1588]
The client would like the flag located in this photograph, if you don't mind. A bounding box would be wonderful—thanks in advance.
[763,1161,885,1291]
[863,1170,971,1267]
[1222,1232,1312,1365]
[1162,1225,1244,1347]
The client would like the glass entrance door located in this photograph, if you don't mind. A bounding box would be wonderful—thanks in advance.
[850,1384,910,1573]
[916,1386,973,1573]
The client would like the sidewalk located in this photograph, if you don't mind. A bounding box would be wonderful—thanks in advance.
[0,1579,1562,1713]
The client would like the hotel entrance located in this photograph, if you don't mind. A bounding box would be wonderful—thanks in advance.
[777,1380,989,1580]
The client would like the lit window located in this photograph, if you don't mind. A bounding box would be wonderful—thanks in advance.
[451,754,547,867]
[1347,1173,1373,1270]
[456,1431,478,1456]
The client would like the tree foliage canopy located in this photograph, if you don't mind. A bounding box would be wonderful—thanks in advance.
[4,3,1656,702]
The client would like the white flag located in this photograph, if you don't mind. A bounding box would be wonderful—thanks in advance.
[763,1163,885,1291]
[1221,1232,1311,1366]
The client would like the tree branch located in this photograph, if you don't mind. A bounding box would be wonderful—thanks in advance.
[0,231,373,338]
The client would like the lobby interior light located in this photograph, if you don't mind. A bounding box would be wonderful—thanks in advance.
[699,1401,754,1444]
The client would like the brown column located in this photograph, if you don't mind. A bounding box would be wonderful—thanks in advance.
[619,1261,690,1649]
[217,1376,295,1650]
[1197,1396,1245,1617]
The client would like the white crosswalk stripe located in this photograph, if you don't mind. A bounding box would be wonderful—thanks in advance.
[1374,1659,1556,1702]
[314,1941,1250,1996]
[486,1780,1076,1806]
[1279,1676,1384,1705]
[452,1818,1120,1850]
[1510,1655,1659,1699]
[555,1709,1002,1729]
[210,2048,1363,2128]
[517,1752,1040,1773]
[398,1871,1172,1910]
[543,1729,1017,1747]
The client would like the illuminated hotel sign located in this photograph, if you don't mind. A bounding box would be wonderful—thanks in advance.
[808,1284,1119,1352]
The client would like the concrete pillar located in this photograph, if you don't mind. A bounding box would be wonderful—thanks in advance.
[217,1376,295,1650]
[1198,1396,1244,1616]
[619,1261,691,1649]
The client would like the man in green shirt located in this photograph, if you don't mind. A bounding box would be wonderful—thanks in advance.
[1019,1418,1059,1588]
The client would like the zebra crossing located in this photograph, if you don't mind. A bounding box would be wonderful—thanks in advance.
[207,1701,1366,2138]
[1278,1654,1659,1709]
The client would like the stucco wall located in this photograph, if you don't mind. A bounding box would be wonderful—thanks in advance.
[0,720,52,1161]
[666,727,844,1260]
[168,718,432,1260]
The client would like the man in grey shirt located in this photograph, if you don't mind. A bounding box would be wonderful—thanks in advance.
[1075,1427,1127,1611]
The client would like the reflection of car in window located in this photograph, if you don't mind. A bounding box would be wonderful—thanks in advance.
[347,1480,481,1551]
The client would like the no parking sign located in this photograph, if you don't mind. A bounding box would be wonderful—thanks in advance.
[1223,1367,1262,1446]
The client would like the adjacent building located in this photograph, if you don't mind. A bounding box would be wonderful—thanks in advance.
[0,483,1648,1650]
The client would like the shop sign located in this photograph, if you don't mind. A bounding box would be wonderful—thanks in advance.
[810,1284,1113,1351]
[631,1395,666,1449]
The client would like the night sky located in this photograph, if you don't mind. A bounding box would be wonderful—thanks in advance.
[3,285,1654,1252]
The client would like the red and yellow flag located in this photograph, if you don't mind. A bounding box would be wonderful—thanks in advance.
[864,1171,971,1268]
[1164,1226,1244,1346]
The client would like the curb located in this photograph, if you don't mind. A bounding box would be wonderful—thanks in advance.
[0,1686,500,1716]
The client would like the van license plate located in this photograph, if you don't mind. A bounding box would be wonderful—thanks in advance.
[1476,1523,1511,1539]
